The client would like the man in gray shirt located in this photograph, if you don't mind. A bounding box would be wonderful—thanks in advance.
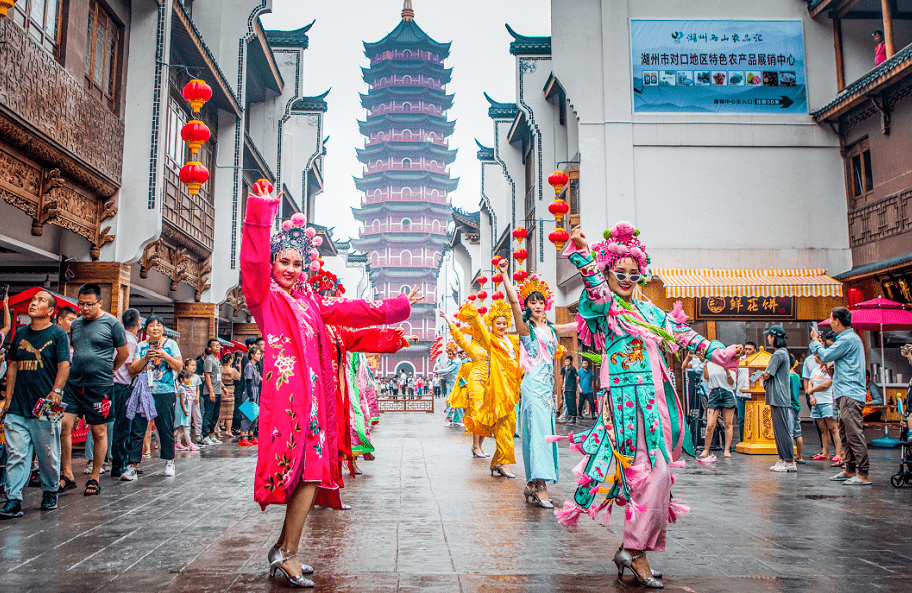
[761,325,796,473]
[201,338,223,445]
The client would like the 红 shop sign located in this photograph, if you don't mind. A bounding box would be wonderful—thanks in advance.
[696,296,795,320]
[631,20,807,114]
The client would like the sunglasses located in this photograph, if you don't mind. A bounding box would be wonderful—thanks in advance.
[610,270,644,284]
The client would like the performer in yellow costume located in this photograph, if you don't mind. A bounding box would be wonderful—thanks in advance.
[462,298,524,479]
[440,308,490,458]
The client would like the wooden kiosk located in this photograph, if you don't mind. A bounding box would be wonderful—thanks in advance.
[736,348,779,455]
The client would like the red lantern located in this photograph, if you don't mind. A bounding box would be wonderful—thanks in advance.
[0,0,15,17]
[181,120,210,155]
[182,79,213,113]
[548,170,569,195]
[548,199,569,223]
[467,294,476,302]
[477,290,488,302]
[513,248,528,265]
[549,228,570,251]
[477,306,488,316]
[492,291,504,301]
[491,256,502,266]
[847,287,864,309]
[477,275,488,287]
[491,273,503,285]
[179,161,209,196]
[512,227,528,244]
[254,179,274,195]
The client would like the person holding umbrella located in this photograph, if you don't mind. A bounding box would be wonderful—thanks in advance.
[810,307,870,485]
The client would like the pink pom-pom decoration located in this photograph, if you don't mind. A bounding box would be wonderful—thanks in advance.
[282,220,293,230]
[308,261,320,271]
[612,221,636,238]
[312,236,323,247]
[305,227,317,239]
[291,213,307,226]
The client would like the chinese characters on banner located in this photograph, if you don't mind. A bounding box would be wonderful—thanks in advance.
[697,296,795,320]
[631,20,808,114]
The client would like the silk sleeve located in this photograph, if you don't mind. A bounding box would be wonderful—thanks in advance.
[317,293,411,328]
[241,194,280,310]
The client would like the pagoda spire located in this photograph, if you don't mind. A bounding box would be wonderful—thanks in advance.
[402,0,414,21]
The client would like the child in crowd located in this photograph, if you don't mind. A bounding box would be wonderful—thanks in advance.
[174,368,200,451]
[183,358,205,447]
[239,348,262,446]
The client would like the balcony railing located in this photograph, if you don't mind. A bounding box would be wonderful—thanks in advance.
[369,104,444,117]
[364,163,448,175]
[365,134,448,147]
[370,52,444,66]
[370,79,444,92]
[163,169,215,252]
[361,193,449,204]
[360,223,447,235]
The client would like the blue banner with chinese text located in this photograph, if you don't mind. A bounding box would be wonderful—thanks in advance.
[631,20,807,114]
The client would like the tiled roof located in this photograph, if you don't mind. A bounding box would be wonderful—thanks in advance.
[364,17,451,57]
[812,42,912,120]
[452,208,480,229]
[265,21,314,49]
[475,139,494,161]
[292,89,330,112]
[506,24,551,56]
[483,92,519,119]
[833,251,912,280]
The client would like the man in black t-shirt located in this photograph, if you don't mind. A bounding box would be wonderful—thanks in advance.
[0,290,70,518]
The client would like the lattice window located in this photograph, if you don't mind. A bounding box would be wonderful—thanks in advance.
[845,137,874,210]
[13,0,61,59]
[85,1,121,111]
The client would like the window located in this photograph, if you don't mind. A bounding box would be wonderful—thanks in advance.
[845,138,874,208]
[401,218,411,230]
[85,1,121,111]
[165,95,189,173]
[13,0,61,58]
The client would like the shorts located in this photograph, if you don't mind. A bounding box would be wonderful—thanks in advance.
[810,402,834,419]
[788,407,802,439]
[707,387,736,409]
[63,384,113,426]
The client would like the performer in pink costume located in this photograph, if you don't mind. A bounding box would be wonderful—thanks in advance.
[241,186,417,586]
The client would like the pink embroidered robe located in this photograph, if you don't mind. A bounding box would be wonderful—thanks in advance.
[241,195,411,509]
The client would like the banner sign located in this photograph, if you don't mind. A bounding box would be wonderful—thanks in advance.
[696,296,795,320]
[631,20,807,114]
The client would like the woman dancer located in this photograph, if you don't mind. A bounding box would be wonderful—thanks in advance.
[241,186,417,587]
[460,295,523,477]
[556,222,741,588]
[443,342,468,427]
[440,308,490,457]
[499,263,576,507]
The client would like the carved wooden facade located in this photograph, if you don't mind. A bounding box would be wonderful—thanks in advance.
[139,239,212,301]
[0,17,124,259]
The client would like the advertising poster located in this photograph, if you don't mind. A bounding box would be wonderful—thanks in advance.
[631,20,808,114]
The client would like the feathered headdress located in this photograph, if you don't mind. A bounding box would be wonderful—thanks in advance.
[590,221,650,275]
[271,212,324,272]
[518,274,553,310]
[307,268,345,297]
[484,297,513,327]
[445,340,458,354]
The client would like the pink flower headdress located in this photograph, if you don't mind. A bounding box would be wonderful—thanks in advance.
[271,212,324,272]
[590,221,650,276]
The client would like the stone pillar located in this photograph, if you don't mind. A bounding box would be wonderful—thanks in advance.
[62,263,131,318]
[174,302,217,361]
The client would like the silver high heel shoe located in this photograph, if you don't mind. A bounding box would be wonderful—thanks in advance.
[613,548,663,588]
[490,465,516,478]
[269,546,314,577]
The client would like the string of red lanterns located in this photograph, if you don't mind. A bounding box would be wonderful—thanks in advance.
[179,80,213,196]
[547,170,570,251]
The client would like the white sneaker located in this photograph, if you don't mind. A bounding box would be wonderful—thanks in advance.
[769,460,784,471]
[120,466,138,481]
[83,464,93,474]
[210,437,222,444]
[202,437,214,445]
[771,461,797,473]
[164,460,175,477]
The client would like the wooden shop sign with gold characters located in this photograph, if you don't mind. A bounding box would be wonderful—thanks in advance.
[696,296,795,320]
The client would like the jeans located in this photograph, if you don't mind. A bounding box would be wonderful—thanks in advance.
[3,414,61,499]
[563,389,577,419]
[85,420,114,462]
[128,391,176,463]
[232,381,245,432]
[578,392,595,417]
[736,396,747,443]
[111,382,134,471]
[202,391,221,436]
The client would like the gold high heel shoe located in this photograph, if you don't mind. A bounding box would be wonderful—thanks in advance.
[613,548,663,588]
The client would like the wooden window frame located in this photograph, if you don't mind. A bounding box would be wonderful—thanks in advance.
[844,137,874,210]
[13,0,63,60]
[84,0,123,112]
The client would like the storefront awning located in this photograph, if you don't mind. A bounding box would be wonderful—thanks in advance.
[652,269,843,299]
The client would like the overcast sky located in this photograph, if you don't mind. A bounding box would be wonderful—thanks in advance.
[261,0,551,242]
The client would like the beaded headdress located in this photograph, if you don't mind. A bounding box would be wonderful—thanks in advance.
[518,274,553,311]
[270,212,323,271]
[590,221,650,274]
[484,297,513,327]
[445,341,458,354]
[307,268,345,297]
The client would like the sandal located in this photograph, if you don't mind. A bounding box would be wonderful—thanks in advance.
[812,453,829,461]
[84,479,101,496]
[59,475,77,493]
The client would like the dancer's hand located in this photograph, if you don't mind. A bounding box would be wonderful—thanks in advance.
[438,311,453,325]
[252,181,282,202]
[496,258,509,274]
[407,286,424,306]
[570,226,589,251]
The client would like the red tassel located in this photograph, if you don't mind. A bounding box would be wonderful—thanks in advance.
[554,500,584,531]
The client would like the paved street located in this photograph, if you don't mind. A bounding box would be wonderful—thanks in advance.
[1,409,911,592]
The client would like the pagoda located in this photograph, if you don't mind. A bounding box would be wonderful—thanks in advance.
[351,1,458,378]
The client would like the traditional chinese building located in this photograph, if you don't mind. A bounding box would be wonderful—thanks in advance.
[351,1,457,378]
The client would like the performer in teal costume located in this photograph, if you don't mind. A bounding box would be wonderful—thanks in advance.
[554,222,742,589]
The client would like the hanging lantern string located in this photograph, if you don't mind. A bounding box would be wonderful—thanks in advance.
[155,61,206,79]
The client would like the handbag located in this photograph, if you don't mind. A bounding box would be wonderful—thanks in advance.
[238,398,259,422]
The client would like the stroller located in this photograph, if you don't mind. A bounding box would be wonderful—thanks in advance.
[891,395,912,488]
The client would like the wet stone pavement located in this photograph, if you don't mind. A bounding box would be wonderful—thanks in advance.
[1,409,911,593]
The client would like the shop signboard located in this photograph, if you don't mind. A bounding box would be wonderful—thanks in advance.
[696,296,795,320]
[882,275,912,305]
[631,20,807,114]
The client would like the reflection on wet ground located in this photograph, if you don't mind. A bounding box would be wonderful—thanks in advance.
[1,409,910,592]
